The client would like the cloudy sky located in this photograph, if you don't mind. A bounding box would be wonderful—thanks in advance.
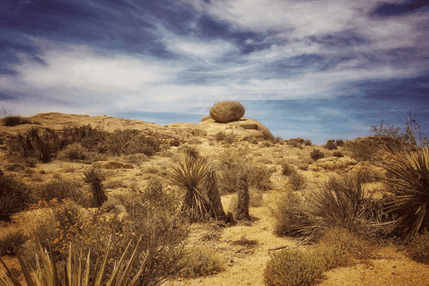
[1,0,428,145]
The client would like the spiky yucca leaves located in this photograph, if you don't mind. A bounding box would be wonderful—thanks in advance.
[83,166,108,207]
[167,155,211,222]
[0,236,148,286]
[378,147,429,243]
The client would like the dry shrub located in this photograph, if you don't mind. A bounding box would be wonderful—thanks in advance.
[316,227,375,270]
[33,178,88,206]
[310,148,324,161]
[304,139,312,146]
[179,246,226,278]
[288,172,306,191]
[0,228,28,256]
[0,174,33,221]
[264,247,324,286]
[215,131,227,142]
[57,142,88,161]
[281,161,296,176]
[406,231,429,264]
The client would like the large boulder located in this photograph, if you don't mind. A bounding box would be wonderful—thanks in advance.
[210,101,245,123]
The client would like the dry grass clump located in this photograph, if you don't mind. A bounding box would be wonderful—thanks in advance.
[57,142,88,161]
[406,231,429,264]
[0,228,28,256]
[272,170,385,244]
[33,178,89,206]
[178,246,226,278]
[0,173,34,221]
[231,236,259,247]
[280,160,296,176]
[288,172,306,191]
[215,131,235,144]
[264,246,324,286]
[264,227,375,286]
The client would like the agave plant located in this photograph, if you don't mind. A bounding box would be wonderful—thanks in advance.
[167,154,211,222]
[0,235,148,286]
[379,146,429,243]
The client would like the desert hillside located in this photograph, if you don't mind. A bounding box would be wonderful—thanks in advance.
[1,112,429,286]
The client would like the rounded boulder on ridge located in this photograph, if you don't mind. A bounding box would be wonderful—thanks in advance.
[209,101,245,123]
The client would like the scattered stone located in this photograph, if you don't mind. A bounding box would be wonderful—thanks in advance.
[210,101,245,123]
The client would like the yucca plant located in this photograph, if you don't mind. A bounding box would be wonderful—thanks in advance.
[0,235,148,286]
[167,155,211,222]
[378,146,429,243]
[83,166,108,207]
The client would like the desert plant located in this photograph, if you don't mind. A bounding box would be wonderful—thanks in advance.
[324,140,337,150]
[316,227,375,269]
[34,178,88,206]
[273,170,383,243]
[281,161,296,176]
[167,155,211,222]
[272,136,282,144]
[0,174,32,221]
[336,139,344,146]
[378,147,429,243]
[205,167,226,221]
[181,144,200,160]
[288,172,306,191]
[224,132,235,144]
[406,230,429,264]
[304,139,312,146]
[332,151,343,157]
[0,235,149,286]
[179,246,226,278]
[310,148,324,161]
[263,247,324,286]
[214,131,227,142]
[57,142,88,161]
[0,228,28,256]
[82,166,108,207]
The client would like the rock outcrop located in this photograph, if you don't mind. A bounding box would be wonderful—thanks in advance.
[210,101,245,123]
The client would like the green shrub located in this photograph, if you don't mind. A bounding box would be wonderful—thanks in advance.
[304,139,312,146]
[179,246,226,278]
[0,174,32,221]
[0,228,28,256]
[263,247,324,286]
[406,231,429,264]
[310,148,325,161]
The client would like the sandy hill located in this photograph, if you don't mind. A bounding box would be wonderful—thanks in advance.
[0,113,428,286]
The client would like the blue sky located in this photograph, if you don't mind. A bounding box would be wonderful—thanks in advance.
[1,0,428,145]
